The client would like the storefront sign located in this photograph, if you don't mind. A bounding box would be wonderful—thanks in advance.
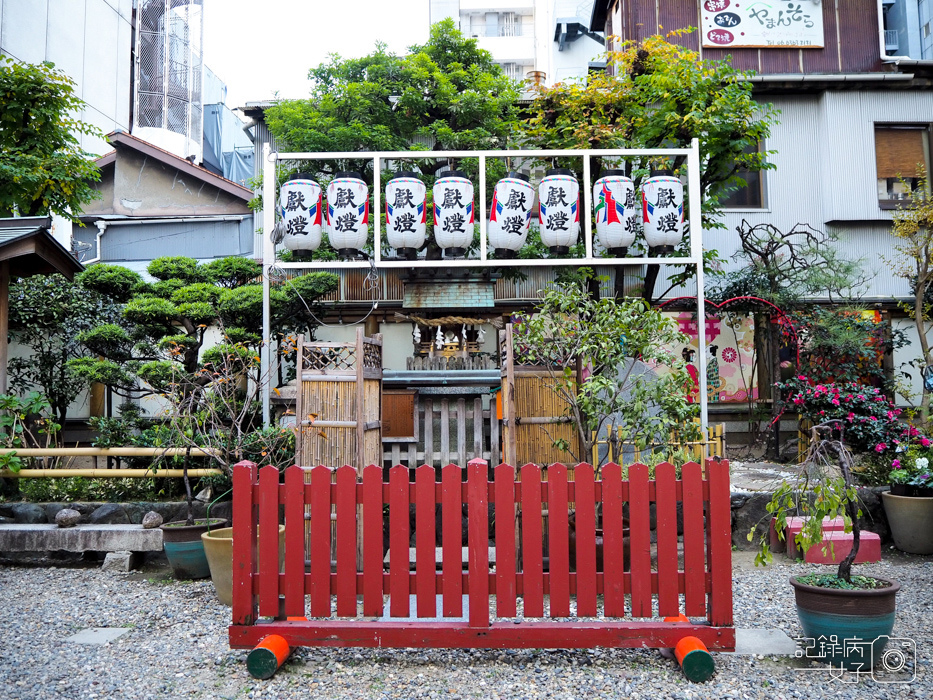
[701,0,824,49]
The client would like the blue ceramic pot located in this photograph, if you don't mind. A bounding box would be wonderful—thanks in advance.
[790,575,900,671]
[160,518,228,580]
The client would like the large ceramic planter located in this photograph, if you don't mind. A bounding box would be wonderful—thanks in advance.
[160,518,227,580]
[201,525,286,606]
[790,575,900,670]
[882,491,933,554]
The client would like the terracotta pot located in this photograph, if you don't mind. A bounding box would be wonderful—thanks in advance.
[201,525,286,606]
[882,491,933,554]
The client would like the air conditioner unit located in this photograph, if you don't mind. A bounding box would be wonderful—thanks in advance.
[885,29,899,52]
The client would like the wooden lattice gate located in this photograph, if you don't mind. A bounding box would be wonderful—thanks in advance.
[500,324,581,467]
[294,328,382,470]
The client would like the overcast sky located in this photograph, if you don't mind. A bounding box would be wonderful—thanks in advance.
[202,0,431,111]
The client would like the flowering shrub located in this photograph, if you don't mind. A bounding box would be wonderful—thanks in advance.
[889,447,933,491]
[778,376,921,455]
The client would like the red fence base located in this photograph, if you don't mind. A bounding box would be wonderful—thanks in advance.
[229,459,735,653]
[230,621,736,651]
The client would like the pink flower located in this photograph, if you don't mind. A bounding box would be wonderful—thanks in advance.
[887,411,895,419]
[847,412,855,422]
[831,398,840,406]
[857,395,865,401]
[869,416,878,421]
[922,438,931,447]
[892,460,901,468]
[875,443,887,452]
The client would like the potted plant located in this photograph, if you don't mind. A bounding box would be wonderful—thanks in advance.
[158,444,228,580]
[883,444,933,554]
[751,418,901,670]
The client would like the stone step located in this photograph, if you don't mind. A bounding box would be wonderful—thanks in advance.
[769,516,846,554]
[0,523,162,553]
[784,527,882,564]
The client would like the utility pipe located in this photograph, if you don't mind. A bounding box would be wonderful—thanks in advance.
[1,469,222,478]
[83,220,108,264]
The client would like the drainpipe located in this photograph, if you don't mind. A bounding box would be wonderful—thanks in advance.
[84,220,108,264]
[878,0,918,65]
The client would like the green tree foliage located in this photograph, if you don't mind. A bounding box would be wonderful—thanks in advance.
[0,56,102,218]
[522,32,778,300]
[515,273,699,465]
[522,32,778,229]
[73,257,338,397]
[887,169,933,420]
[8,274,122,425]
[264,19,520,181]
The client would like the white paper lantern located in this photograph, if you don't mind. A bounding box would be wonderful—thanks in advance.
[280,174,322,257]
[593,170,639,256]
[641,170,684,253]
[433,171,474,257]
[385,172,426,258]
[327,171,369,257]
[488,172,533,257]
[538,168,580,254]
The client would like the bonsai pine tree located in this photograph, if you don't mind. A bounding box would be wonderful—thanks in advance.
[72,256,338,401]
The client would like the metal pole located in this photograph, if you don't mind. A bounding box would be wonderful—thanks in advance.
[373,156,381,264]
[582,154,593,260]
[261,144,275,429]
[479,155,487,261]
[688,138,709,435]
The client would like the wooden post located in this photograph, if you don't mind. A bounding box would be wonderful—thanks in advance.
[294,335,305,465]
[502,325,517,468]
[0,261,8,395]
[355,327,365,473]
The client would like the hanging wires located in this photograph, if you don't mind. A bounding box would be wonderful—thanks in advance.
[267,247,381,329]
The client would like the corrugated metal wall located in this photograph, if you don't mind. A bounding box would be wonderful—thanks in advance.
[612,0,883,75]
[95,217,254,262]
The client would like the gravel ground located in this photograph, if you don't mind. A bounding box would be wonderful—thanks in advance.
[0,551,930,700]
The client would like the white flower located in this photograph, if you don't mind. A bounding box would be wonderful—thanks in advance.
[916,457,929,470]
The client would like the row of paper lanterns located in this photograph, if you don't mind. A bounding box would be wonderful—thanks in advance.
[279,169,684,258]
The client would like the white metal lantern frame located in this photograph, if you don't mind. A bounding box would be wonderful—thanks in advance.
[260,141,709,432]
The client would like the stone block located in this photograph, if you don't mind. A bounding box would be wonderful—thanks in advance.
[101,550,141,572]
[11,503,47,524]
[89,503,130,524]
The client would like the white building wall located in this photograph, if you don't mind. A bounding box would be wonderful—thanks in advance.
[706,90,933,303]
[0,0,134,156]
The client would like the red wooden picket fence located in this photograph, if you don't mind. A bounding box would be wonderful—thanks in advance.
[229,459,735,651]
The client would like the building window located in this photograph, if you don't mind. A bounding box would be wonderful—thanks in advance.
[721,143,766,209]
[875,125,930,207]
